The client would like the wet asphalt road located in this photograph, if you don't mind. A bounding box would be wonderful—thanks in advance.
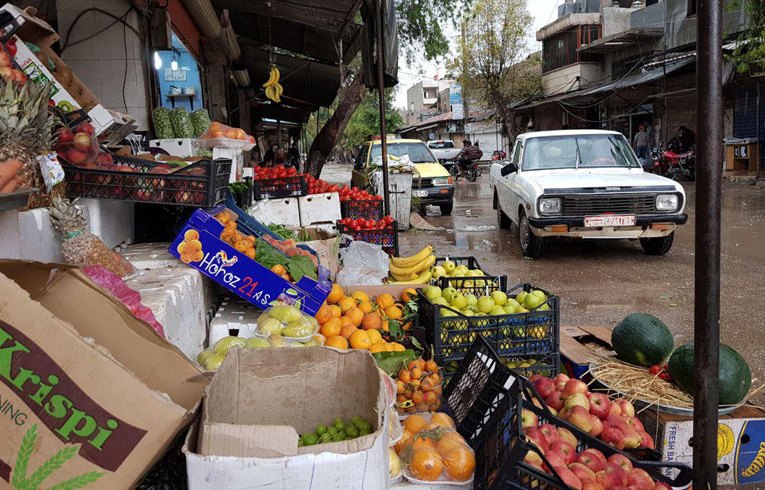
[321,164,765,401]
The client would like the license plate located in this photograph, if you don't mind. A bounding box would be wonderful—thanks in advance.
[413,190,428,197]
[584,215,636,227]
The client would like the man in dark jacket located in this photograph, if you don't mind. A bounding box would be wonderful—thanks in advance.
[456,140,483,176]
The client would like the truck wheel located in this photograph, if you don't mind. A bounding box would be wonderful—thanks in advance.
[496,195,512,229]
[439,202,453,216]
[640,232,674,255]
[519,211,543,258]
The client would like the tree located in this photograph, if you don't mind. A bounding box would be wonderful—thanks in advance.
[727,0,765,75]
[456,0,540,138]
[342,89,403,148]
[306,0,466,176]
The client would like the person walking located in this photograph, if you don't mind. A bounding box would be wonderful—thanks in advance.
[633,124,649,159]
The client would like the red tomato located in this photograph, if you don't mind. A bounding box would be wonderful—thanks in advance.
[649,365,661,375]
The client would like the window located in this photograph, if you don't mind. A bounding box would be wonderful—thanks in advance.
[522,134,640,170]
[512,141,523,165]
[370,142,437,164]
[542,25,602,73]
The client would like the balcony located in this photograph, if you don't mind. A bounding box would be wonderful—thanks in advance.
[542,63,603,97]
[537,13,601,41]
[577,6,662,53]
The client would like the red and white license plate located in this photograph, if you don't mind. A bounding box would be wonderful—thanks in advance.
[584,215,636,227]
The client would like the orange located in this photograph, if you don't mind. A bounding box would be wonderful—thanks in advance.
[385,304,404,320]
[362,312,383,331]
[376,293,395,310]
[370,343,387,354]
[341,315,355,327]
[358,301,374,314]
[410,448,443,481]
[429,412,455,430]
[324,335,349,350]
[319,317,342,338]
[403,414,428,434]
[349,329,373,350]
[425,359,439,373]
[442,446,475,481]
[366,329,383,344]
[345,307,364,326]
[401,288,418,302]
[338,296,356,313]
[328,305,342,318]
[351,290,370,304]
[315,305,333,325]
[326,283,344,304]
[340,324,358,339]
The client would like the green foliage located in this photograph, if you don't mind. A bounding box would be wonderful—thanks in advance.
[341,89,403,148]
[727,0,765,75]
[395,0,470,62]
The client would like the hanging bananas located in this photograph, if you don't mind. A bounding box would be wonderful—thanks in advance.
[263,66,283,103]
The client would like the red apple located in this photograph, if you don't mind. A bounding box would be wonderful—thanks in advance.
[521,408,539,430]
[577,448,607,472]
[568,462,597,483]
[587,393,611,419]
[565,392,591,411]
[628,468,655,490]
[73,132,93,152]
[539,424,560,446]
[544,451,568,472]
[553,465,583,490]
[619,427,643,449]
[554,373,571,391]
[529,374,546,384]
[66,147,88,164]
[566,406,594,433]
[11,69,26,85]
[607,453,634,473]
[545,392,565,411]
[0,50,10,67]
[582,483,605,490]
[523,449,544,466]
[589,415,604,437]
[622,416,644,432]
[525,427,549,452]
[601,426,626,449]
[596,463,628,488]
[605,413,628,428]
[557,426,578,448]
[615,399,636,417]
[0,66,12,79]
[608,402,623,417]
[549,440,576,464]
[562,379,589,399]
[76,122,95,135]
[57,128,74,143]
[639,431,655,450]
[534,377,557,398]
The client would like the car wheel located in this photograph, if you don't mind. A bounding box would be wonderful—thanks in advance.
[496,195,512,229]
[519,210,543,258]
[439,202,453,216]
[640,232,674,255]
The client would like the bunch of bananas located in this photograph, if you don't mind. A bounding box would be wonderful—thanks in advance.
[388,246,435,284]
[263,66,283,103]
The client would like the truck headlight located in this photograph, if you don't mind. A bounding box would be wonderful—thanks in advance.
[433,177,450,186]
[538,197,561,215]
[656,194,679,211]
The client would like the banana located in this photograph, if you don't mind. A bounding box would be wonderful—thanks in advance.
[274,83,283,102]
[389,254,435,277]
[390,270,432,285]
[262,67,280,89]
[390,245,434,268]
[265,85,275,102]
[390,270,419,281]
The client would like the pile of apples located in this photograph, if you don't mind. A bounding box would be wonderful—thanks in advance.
[0,44,27,86]
[528,374,655,451]
[56,122,99,165]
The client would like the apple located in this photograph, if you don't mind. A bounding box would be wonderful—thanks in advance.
[539,424,560,446]
[608,402,623,417]
[66,147,88,164]
[490,291,507,306]
[605,413,628,428]
[589,415,604,437]
[0,50,10,67]
[566,406,594,432]
[628,468,655,490]
[607,453,634,473]
[521,408,538,430]
[0,66,12,80]
[596,463,628,488]
[423,286,442,301]
[465,293,478,306]
[476,295,495,313]
[601,426,626,449]
[450,294,468,310]
[568,463,597,484]
[639,431,655,449]
[525,427,549,452]
[587,393,611,419]
[76,122,95,135]
[545,392,565,411]
[529,374,545,384]
[549,440,576,464]
[553,466,583,490]
[523,449,544,466]
[577,448,607,472]
[554,373,571,391]
[441,260,456,273]
[11,69,26,85]
[565,393,591,411]
[581,483,605,490]
[615,399,636,417]
[557,427,579,448]
[544,451,568,472]
[619,427,642,449]
[73,132,93,152]
[431,265,447,279]
[57,128,74,144]
[562,379,589,399]
[622,416,644,432]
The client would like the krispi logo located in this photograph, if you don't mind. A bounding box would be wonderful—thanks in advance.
[0,320,146,471]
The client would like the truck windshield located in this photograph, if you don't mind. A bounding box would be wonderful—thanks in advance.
[522,134,640,171]
[370,143,437,163]
[428,141,454,149]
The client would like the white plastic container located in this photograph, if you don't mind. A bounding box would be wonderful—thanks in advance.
[298,192,342,227]
[248,197,301,227]
[150,138,197,157]
[373,172,412,230]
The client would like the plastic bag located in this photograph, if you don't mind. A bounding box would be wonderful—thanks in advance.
[196,121,255,150]
[254,301,319,341]
[397,412,476,484]
[170,107,194,138]
[152,107,174,139]
[337,240,389,286]
[81,265,165,338]
[393,357,443,415]
[190,109,212,137]
[196,330,324,371]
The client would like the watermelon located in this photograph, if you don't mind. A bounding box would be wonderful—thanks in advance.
[668,342,752,406]
[611,312,674,366]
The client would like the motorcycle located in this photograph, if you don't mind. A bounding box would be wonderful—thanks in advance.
[448,159,482,182]
[661,146,696,181]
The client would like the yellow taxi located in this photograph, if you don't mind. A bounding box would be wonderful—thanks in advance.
[352,136,455,215]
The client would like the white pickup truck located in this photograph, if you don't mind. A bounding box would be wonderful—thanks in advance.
[489,130,687,258]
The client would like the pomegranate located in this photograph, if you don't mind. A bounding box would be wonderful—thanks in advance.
[0,50,11,68]
[73,132,93,152]
[66,148,88,164]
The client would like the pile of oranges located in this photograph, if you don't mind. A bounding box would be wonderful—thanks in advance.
[395,413,476,483]
[315,285,415,352]
[215,210,256,260]
[396,358,443,414]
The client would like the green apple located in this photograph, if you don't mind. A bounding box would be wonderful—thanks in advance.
[442,260,456,273]
[506,298,521,309]
[477,296,495,313]
[531,289,547,300]
[515,291,528,305]
[490,306,506,316]
[524,294,545,310]
[537,303,551,311]
[440,308,458,317]
[490,291,508,307]
[465,294,478,306]
[517,306,529,313]
[453,265,469,277]
[431,265,447,279]
[442,287,458,303]
[424,285,442,301]
[503,305,517,315]
[450,294,468,311]
[432,297,449,307]
[462,309,475,317]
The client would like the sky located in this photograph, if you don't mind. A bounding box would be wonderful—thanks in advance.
[393,0,561,109]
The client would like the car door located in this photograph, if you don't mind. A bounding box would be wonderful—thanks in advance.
[498,140,523,222]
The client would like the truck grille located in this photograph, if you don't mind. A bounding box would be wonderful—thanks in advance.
[413,178,432,189]
[561,194,657,215]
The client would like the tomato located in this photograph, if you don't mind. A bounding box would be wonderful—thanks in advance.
[659,372,671,382]
[352,225,361,231]
[649,365,661,375]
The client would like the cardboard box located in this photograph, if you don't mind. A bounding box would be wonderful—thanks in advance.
[559,325,615,379]
[0,261,208,489]
[643,405,765,486]
[300,234,340,279]
[248,197,301,227]
[12,35,82,112]
[149,138,197,158]
[184,347,390,489]
[88,105,137,145]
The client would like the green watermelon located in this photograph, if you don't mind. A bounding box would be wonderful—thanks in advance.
[668,342,752,406]
[611,312,674,366]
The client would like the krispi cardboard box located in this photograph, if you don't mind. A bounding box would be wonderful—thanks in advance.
[184,347,390,489]
[0,261,208,489]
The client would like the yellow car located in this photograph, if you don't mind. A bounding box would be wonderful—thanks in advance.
[352,137,455,215]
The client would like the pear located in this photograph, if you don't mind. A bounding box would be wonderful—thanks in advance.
[245,337,271,348]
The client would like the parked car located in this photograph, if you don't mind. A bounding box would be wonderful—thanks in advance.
[427,140,461,167]
[353,137,455,215]
[489,130,687,258]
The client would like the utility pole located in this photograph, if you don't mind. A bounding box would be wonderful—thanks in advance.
[376,0,391,215]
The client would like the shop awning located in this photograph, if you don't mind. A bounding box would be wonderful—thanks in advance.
[575,57,695,98]
[577,27,664,54]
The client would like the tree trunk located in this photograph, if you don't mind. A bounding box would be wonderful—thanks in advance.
[307,75,367,176]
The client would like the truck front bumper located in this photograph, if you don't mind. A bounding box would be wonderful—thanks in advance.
[528,214,688,239]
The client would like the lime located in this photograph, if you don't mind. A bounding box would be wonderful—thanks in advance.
[303,433,319,446]
[351,415,363,425]
[334,420,346,431]
[333,417,344,426]
[353,418,366,429]
[327,426,338,436]
[316,424,328,435]
[346,425,359,438]
[319,432,332,443]
[359,427,372,436]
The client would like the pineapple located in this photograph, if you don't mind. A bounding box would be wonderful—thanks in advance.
[0,78,59,206]
[49,196,133,277]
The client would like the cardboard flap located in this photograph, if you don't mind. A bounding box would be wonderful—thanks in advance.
[0,259,70,298]
[200,423,299,458]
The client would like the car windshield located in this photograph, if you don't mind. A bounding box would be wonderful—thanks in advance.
[522,134,640,171]
[428,141,454,149]
[371,143,437,163]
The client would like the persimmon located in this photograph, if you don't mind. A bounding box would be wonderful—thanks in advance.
[315,305,333,325]
[402,414,427,433]
[351,290,370,304]
[430,412,455,430]
[409,448,444,481]
[324,335,349,350]
[376,293,395,309]
[442,446,475,481]
[319,317,342,338]
[326,284,344,304]
[345,307,364,326]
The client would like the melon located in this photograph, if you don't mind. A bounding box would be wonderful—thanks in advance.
[668,342,752,406]
[611,313,674,367]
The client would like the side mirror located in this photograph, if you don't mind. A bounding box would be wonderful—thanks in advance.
[501,162,518,176]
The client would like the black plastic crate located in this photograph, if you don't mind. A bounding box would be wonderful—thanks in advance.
[443,352,559,386]
[436,274,507,294]
[434,256,484,270]
[419,282,559,366]
[63,155,231,207]
[337,220,399,255]
[474,375,692,490]
[340,199,383,220]
[252,175,307,200]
